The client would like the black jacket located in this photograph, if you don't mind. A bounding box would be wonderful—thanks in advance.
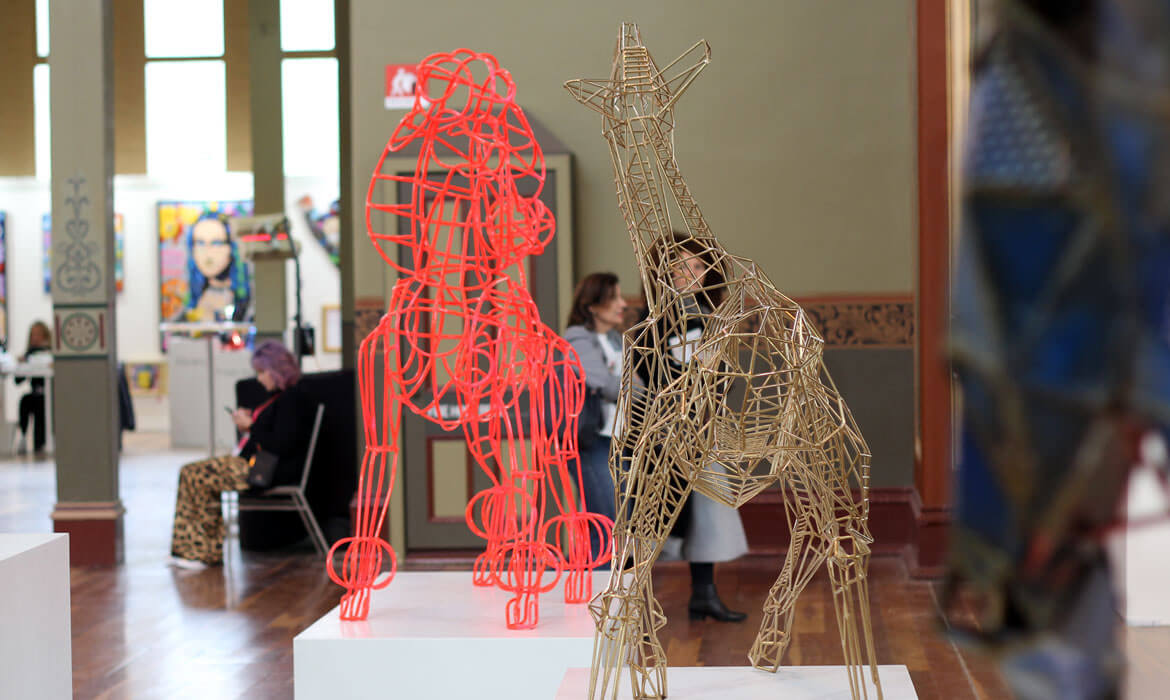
[241,382,316,487]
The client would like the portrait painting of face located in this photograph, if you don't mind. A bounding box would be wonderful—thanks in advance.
[157,200,254,327]
[191,217,233,279]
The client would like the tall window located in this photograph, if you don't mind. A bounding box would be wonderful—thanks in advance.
[280,0,339,177]
[143,0,227,175]
[280,0,334,52]
[34,64,50,180]
[33,0,50,179]
[28,0,338,179]
[35,0,50,58]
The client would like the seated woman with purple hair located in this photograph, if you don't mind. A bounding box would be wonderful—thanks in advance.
[170,341,314,568]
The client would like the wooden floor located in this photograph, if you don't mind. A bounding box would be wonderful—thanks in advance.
[0,433,1165,699]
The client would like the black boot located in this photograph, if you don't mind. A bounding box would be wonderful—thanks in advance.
[688,583,747,622]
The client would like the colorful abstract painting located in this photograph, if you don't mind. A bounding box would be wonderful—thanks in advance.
[296,195,340,267]
[157,200,253,324]
[41,213,50,294]
[125,361,166,396]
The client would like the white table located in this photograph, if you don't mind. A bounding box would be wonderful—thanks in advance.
[0,362,54,454]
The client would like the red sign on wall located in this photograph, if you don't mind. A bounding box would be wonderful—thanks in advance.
[385,64,425,110]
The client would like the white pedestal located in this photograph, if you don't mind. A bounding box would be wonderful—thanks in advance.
[1119,463,1170,626]
[295,571,602,700]
[556,665,917,699]
[0,534,71,700]
[167,336,253,453]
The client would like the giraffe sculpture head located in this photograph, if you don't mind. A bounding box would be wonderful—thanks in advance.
[565,24,715,308]
[566,23,709,141]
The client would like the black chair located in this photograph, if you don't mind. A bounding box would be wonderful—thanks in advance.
[234,369,357,551]
[236,403,328,555]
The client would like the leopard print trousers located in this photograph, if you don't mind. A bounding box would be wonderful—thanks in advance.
[170,455,249,564]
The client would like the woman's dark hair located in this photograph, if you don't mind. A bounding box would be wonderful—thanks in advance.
[567,272,620,330]
[26,320,51,355]
[251,340,301,390]
[648,230,726,307]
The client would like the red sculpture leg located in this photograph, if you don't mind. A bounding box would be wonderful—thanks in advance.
[327,322,401,620]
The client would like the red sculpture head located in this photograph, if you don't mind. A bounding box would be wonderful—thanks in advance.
[367,49,552,276]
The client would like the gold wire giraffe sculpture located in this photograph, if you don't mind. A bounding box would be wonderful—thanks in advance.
[565,24,883,700]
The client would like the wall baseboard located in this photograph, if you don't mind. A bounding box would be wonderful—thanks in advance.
[740,486,919,557]
[51,501,125,566]
[395,486,953,579]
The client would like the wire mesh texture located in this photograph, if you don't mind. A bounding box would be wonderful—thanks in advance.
[328,49,613,629]
[566,24,883,700]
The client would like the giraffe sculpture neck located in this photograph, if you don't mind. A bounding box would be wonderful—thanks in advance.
[603,44,719,312]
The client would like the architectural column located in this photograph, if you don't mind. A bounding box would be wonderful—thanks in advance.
[48,0,123,566]
[247,0,288,343]
[912,0,953,577]
[337,0,355,367]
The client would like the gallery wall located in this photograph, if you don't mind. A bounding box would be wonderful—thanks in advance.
[0,173,342,420]
[345,1,921,552]
[348,0,918,298]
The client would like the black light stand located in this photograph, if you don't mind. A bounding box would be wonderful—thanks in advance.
[281,216,313,367]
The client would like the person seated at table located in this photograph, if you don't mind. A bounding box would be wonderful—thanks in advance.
[169,340,314,569]
[13,321,51,455]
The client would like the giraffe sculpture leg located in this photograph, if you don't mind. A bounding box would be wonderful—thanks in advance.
[589,537,671,700]
[749,455,840,671]
[748,510,821,671]
[589,435,693,700]
[826,534,882,700]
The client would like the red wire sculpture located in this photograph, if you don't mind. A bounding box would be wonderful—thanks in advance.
[327,49,612,629]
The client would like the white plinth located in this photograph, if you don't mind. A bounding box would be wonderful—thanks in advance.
[0,534,71,700]
[295,571,602,700]
[167,336,254,452]
[557,665,916,699]
[1121,464,1170,626]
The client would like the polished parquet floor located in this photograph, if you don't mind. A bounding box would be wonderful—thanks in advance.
[1,432,1166,699]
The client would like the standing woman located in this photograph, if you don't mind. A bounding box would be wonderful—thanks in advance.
[563,273,629,565]
[169,341,312,568]
[14,321,52,454]
[649,232,749,622]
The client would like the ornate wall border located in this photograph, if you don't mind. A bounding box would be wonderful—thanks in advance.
[798,295,915,348]
[620,294,915,348]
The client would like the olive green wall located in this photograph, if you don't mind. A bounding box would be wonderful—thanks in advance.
[346,0,917,300]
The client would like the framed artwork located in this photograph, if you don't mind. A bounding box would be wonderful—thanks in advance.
[125,362,168,397]
[41,214,50,293]
[158,200,254,324]
[321,304,342,352]
[42,213,125,293]
[296,195,340,267]
[115,215,124,293]
[0,211,6,349]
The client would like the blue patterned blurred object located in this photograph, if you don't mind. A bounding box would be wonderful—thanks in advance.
[949,1,1170,697]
